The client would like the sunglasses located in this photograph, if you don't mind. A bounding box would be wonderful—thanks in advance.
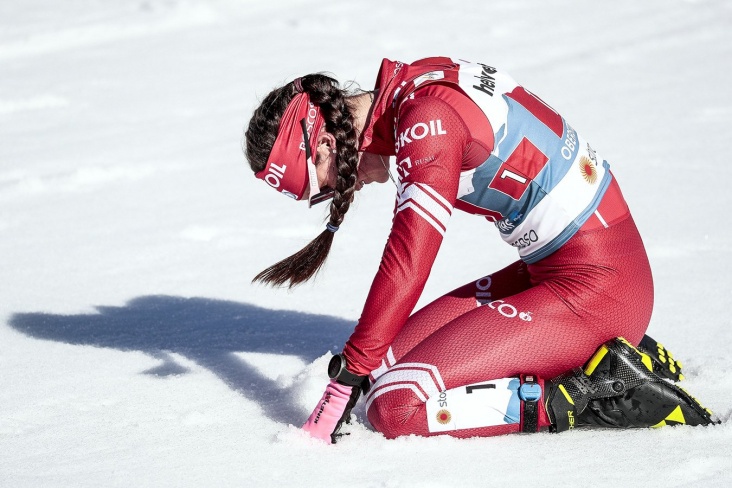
[300,118,335,207]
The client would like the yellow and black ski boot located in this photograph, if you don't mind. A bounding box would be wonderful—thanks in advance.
[638,334,684,382]
[546,338,718,432]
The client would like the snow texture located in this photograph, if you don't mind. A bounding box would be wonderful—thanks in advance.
[1,1,731,486]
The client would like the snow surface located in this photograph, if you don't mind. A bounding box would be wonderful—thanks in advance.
[1,1,731,486]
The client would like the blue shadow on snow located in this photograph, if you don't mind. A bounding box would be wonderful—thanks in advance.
[9,295,353,426]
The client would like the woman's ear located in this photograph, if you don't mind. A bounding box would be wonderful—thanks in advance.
[315,131,338,166]
[316,131,337,154]
[314,131,338,188]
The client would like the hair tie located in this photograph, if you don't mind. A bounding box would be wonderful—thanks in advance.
[293,77,304,93]
[326,223,339,233]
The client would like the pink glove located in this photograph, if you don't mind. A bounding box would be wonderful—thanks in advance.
[302,379,361,444]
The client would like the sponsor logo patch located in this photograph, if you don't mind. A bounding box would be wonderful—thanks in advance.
[472,63,498,97]
[485,299,534,322]
[436,409,452,425]
[395,119,447,152]
[579,156,597,184]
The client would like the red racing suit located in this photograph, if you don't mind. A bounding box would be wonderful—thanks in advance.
[341,57,653,438]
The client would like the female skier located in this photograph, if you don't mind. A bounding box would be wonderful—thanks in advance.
[244,57,716,443]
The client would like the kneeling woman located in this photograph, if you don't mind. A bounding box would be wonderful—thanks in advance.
[244,57,716,442]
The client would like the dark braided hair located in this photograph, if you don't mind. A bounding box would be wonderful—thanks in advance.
[244,74,360,287]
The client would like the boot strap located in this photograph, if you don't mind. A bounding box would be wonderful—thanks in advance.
[520,375,542,433]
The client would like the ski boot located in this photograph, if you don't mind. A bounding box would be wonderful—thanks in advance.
[639,334,684,382]
[546,338,718,432]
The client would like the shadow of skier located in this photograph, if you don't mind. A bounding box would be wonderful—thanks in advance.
[8,295,353,426]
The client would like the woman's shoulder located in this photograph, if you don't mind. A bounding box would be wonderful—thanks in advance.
[399,84,494,159]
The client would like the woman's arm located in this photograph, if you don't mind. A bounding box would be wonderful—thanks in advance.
[342,94,470,375]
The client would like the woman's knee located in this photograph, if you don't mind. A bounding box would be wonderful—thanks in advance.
[366,386,429,439]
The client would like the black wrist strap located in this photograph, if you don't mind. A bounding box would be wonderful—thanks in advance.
[337,373,370,394]
[330,353,370,393]
[335,367,366,388]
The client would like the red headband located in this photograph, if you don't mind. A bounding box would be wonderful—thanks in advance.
[254,87,326,204]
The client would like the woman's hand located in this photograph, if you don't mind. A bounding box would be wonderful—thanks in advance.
[302,379,362,444]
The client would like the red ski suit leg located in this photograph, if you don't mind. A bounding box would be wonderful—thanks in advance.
[366,215,653,439]
[387,259,533,360]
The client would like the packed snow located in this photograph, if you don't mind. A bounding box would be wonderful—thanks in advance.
[1,1,731,486]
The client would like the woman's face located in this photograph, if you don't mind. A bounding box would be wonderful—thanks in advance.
[356,152,390,190]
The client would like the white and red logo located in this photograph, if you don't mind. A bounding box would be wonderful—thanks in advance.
[262,162,287,189]
[485,299,533,322]
[395,119,447,152]
[298,102,320,152]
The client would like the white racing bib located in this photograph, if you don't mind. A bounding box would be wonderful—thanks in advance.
[425,377,520,433]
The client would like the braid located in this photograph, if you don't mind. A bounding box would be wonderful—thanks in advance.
[303,75,360,234]
[246,74,360,288]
